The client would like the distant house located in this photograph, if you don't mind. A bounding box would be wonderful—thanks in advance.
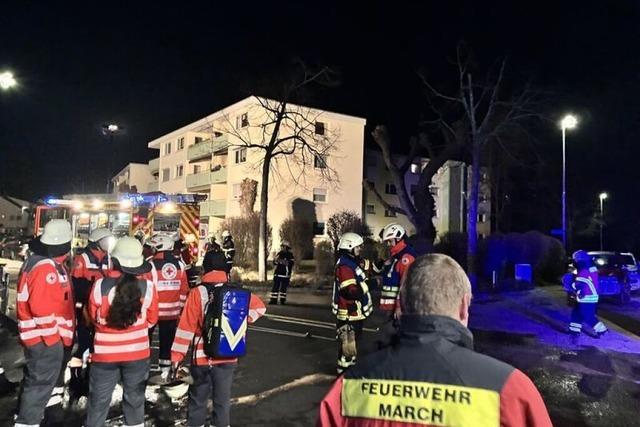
[0,196,34,235]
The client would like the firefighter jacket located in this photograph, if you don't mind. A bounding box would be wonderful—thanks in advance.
[148,251,189,320]
[379,240,416,312]
[171,270,266,366]
[571,266,600,303]
[71,247,109,310]
[17,254,75,348]
[88,271,158,363]
[222,238,235,265]
[317,315,552,427]
[332,255,373,322]
[274,250,295,279]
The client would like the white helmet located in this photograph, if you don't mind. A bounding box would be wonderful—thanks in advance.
[281,240,291,248]
[222,230,231,238]
[41,219,72,245]
[89,228,114,251]
[338,232,364,251]
[111,237,149,273]
[163,381,189,400]
[381,223,406,242]
[148,234,175,251]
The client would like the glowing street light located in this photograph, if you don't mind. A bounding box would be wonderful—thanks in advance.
[560,114,578,248]
[599,192,608,250]
[0,71,17,90]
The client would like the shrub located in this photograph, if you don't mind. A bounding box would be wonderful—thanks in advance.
[434,232,468,269]
[326,210,371,251]
[219,212,272,270]
[314,240,335,278]
[279,216,314,262]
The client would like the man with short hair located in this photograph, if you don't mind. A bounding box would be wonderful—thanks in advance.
[317,254,552,427]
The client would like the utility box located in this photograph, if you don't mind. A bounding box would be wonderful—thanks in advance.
[515,264,533,283]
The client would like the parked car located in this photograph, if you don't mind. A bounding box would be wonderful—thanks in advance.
[564,251,638,305]
[0,234,31,261]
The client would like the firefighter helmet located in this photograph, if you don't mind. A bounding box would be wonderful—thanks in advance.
[111,237,151,274]
[89,228,114,252]
[572,250,591,264]
[381,223,406,242]
[163,380,189,400]
[41,219,72,245]
[222,230,231,238]
[148,234,175,251]
[338,232,364,251]
[281,240,291,248]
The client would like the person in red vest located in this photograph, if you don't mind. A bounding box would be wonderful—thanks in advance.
[85,236,158,427]
[15,219,75,427]
[171,251,266,427]
[146,233,189,381]
[69,227,113,403]
[378,223,416,315]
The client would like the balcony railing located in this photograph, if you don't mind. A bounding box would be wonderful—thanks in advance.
[187,135,230,162]
[186,166,228,189]
[199,199,226,217]
[148,157,159,173]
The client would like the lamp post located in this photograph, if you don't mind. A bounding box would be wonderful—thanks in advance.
[599,192,608,251]
[102,123,121,193]
[560,114,578,248]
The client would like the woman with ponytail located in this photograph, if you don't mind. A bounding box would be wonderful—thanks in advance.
[85,237,158,427]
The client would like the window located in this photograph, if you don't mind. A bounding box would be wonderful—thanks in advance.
[313,222,325,236]
[315,121,326,135]
[366,204,376,214]
[313,188,327,203]
[429,186,439,197]
[410,163,420,174]
[194,136,203,144]
[314,154,328,169]
[235,148,247,164]
[176,165,184,178]
[164,142,172,155]
[384,209,397,218]
[236,113,249,128]
[193,165,201,174]
[385,183,397,195]
[177,137,185,150]
[162,168,170,182]
[232,183,242,199]
[478,213,488,223]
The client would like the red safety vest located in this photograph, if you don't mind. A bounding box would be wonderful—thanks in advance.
[147,251,189,320]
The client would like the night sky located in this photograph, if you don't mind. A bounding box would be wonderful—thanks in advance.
[1,1,639,251]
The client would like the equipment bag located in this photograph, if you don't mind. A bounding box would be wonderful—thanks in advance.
[202,285,251,358]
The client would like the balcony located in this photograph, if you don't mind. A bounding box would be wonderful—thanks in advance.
[200,200,226,217]
[186,166,228,190]
[148,157,159,173]
[187,135,230,162]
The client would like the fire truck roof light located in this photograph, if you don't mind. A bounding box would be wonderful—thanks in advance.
[92,199,104,209]
[120,199,132,209]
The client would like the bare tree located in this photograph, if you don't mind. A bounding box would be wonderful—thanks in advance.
[213,64,340,281]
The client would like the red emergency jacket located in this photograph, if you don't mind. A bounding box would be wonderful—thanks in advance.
[147,251,189,320]
[379,240,416,312]
[171,270,266,366]
[16,255,75,347]
[71,247,109,309]
[333,255,373,321]
[317,315,552,427]
[88,271,158,363]
[571,267,600,303]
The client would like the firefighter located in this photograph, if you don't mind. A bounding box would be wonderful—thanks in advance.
[221,230,235,275]
[205,235,221,253]
[68,227,113,403]
[333,232,373,374]
[317,254,552,427]
[147,234,189,381]
[378,223,416,315]
[15,219,75,427]
[85,236,158,427]
[171,251,266,427]
[568,250,608,337]
[270,240,295,305]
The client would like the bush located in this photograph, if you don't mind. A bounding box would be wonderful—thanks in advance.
[279,216,314,262]
[220,212,272,270]
[326,210,371,251]
[314,240,334,278]
[362,238,387,262]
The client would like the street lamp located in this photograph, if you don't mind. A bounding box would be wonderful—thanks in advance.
[0,71,17,90]
[560,114,578,248]
[599,192,608,251]
[102,123,122,193]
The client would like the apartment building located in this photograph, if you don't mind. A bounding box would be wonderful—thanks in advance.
[0,195,34,235]
[147,96,366,249]
[111,163,155,195]
[363,150,491,240]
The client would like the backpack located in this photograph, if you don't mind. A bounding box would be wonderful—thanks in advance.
[202,284,252,358]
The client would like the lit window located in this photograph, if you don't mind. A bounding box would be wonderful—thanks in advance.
[162,168,170,182]
[315,121,326,135]
[235,148,247,164]
[366,204,376,214]
[314,155,328,169]
[232,183,242,199]
[384,209,397,218]
[313,222,325,235]
[410,163,420,174]
[177,137,185,150]
[236,113,249,128]
[176,165,184,178]
[385,183,397,195]
[164,142,172,155]
[313,188,327,203]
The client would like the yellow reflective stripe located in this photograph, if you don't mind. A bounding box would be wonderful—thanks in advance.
[339,278,357,289]
[341,379,500,427]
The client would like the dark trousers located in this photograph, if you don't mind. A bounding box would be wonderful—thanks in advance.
[188,363,236,427]
[16,341,65,426]
[336,320,363,373]
[270,277,290,302]
[149,319,178,367]
[73,310,94,359]
[570,302,607,334]
[86,359,150,427]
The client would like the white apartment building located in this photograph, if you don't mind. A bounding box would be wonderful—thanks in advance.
[363,150,491,240]
[0,196,34,235]
[147,96,366,249]
[111,163,155,195]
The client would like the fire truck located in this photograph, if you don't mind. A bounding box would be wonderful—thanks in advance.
[34,192,206,261]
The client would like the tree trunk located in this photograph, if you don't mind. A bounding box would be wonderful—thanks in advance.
[466,139,481,290]
[258,157,271,282]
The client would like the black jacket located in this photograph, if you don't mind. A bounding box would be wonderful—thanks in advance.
[273,250,295,278]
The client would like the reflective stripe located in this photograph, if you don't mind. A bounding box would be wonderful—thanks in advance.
[75,302,84,308]
[124,424,144,427]
[17,285,29,302]
[339,279,357,289]
[198,286,208,316]
[159,309,181,317]
[55,317,73,327]
[179,295,187,301]
[576,277,597,296]
[380,298,396,305]
[20,326,58,340]
[175,329,194,340]
[157,282,181,291]
[58,328,74,339]
[594,322,608,333]
[34,315,56,325]
[171,343,189,353]
[52,386,64,394]
[249,307,266,322]
[159,301,183,308]
[93,278,104,304]
[18,319,36,328]
[94,341,149,354]
[81,253,100,270]
[15,423,40,427]
[95,328,148,342]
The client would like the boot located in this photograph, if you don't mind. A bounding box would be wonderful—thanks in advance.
[269,298,278,305]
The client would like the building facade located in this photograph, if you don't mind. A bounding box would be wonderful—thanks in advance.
[111,163,155,195]
[0,196,34,235]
